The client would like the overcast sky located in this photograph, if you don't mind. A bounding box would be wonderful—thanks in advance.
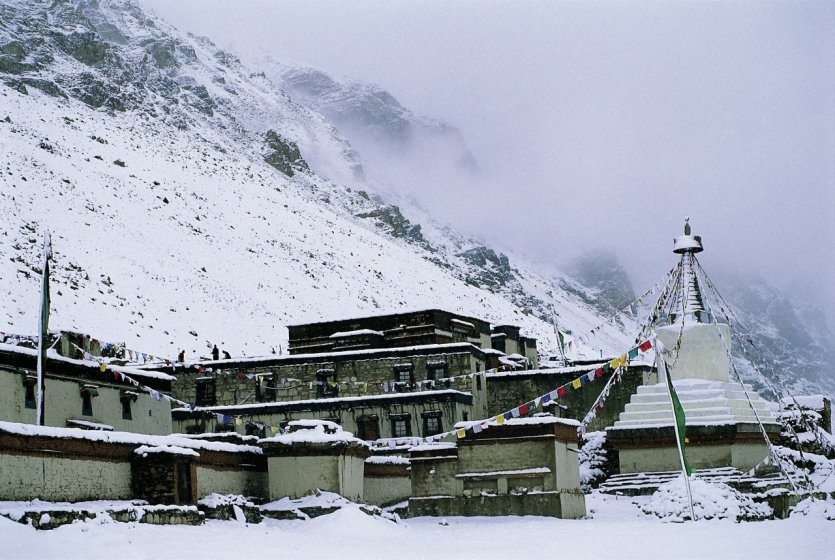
[140,0,835,324]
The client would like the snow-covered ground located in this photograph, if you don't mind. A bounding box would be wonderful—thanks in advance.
[1,493,832,560]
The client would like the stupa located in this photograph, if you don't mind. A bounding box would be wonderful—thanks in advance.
[606,219,780,473]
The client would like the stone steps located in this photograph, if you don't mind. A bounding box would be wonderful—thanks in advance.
[597,467,801,497]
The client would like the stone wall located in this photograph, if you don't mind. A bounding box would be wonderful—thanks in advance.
[0,424,267,503]
[408,419,586,518]
[0,453,132,501]
[173,389,483,442]
[1,367,172,435]
[170,350,485,408]
[363,462,411,507]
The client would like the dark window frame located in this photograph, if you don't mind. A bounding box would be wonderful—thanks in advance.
[422,411,443,437]
[195,378,217,406]
[391,414,412,438]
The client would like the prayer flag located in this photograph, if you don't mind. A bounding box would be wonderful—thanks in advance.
[572,378,582,390]
[511,407,521,418]
[639,340,652,352]
[496,414,506,425]
[541,393,551,404]
[557,386,567,398]
[580,375,588,386]
[519,404,529,415]
[628,347,639,359]
[549,390,558,400]
[665,368,693,476]
[504,411,514,421]
[595,368,603,378]
[472,423,482,434]
[100,363,107,373]
[457,428,466,439]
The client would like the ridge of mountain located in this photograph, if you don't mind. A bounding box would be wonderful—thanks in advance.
[0,0,632,363]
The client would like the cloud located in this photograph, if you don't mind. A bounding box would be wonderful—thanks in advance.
[139,0,835,325]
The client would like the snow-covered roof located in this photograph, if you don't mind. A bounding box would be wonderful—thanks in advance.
[454,416,581,429]
[259,420,368,447]
[0,421,261,454]
[409,442,457,453]
[365,455,411,465]
[134,445,200,457]
[172,389,472,414]
[456,467,551,479]
[328,329,384,338]
[0,343,176,382]
[781,395,827,410]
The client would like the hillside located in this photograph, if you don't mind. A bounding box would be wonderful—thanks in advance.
[0,0,632,362]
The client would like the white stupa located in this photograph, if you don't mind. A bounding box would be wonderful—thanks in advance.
[607,219,780,473]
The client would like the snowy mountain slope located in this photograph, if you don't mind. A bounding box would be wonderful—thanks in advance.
[260,59,478,199]
[0,0,634,362]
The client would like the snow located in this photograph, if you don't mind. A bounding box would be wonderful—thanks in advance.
[454,417,581,429]
[781,395,826,410]
[328,329,383,338]
[365,455,411,465]
[65,419,114,431]
[409,442,457,453]
[198,494,254,509]
[0,421,261,454]
[456,467,551,479]
[641,476,772,521]
[1,493,833,559]
[134,445,200,457]
[259,420,367,447]
[0,343,176,382]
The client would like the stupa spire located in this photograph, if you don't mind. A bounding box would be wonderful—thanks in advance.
[671,218,708,323]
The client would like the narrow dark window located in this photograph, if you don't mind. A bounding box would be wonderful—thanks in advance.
[24,383,36,409]
[82,392,93,416]
[476,374,482,391]
[121,397,132,420]
[316,369,338,398]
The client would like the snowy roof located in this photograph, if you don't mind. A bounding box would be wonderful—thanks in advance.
[329,329,384,338]
[0,421,261,454]
[781,395,827,410]
[456,467,551,479]
[134,445,200,457]
[486,363,607,378]
[365,455,411,465]
[454,416,581,429]
[0,343,176,382]
[259,420,368,447]
[409,442,457,453]
[143,342,486,370]
[172,389,472,414]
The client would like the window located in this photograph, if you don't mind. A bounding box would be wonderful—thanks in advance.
[81,392,93,416]
[391,414,411,438]
[476,374,482,391]
[422,411,443,437]
[316,369,338,398]
[426,362,447,384]
[23,377,37,410]
[462,412,469,422]
[357,415,380,441]
[195,378,216,406]
[121,398,132,420]
[393,364,414,392]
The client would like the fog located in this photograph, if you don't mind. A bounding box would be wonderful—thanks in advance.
[140,0,835,324]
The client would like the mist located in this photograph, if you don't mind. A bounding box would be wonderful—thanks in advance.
[139,0,835,326]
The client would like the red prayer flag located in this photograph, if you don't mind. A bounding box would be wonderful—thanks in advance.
[519,403,529,415]
[595,368,603,378]
[639,340,652,352]
[557,386,567,398]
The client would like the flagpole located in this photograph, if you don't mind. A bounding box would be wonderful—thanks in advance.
[661,357,696,521]
[35,230,52,426]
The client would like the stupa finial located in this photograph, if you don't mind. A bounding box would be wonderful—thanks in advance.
[684,217,690,236]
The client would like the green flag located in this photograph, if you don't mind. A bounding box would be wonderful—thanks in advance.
[36,231,52,426]
[665,368,693,476]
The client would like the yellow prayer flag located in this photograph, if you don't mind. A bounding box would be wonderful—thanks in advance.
[572,378,582,390]
[496,414,505,425]
[271,426,279,434]
[456,428,467,439]
[609,357,620,369]
[619,354,628,367]
[234,417,243,426]
[99,363,107,373]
